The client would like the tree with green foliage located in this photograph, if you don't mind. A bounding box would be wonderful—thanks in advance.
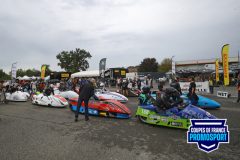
[56,48,92,73]
[0,69,11,80]
[138,58,158,72]
[16,68,41,77]
[16,69,25,77]
[158,58,172,73]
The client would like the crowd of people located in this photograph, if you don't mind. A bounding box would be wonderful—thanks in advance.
[1,73,240,121]
[116,75,153,96]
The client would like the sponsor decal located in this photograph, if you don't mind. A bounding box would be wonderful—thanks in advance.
[121,70,126,76]
[61,73,70,78]
[187,119,229,153]
[149,115,161,120]
[217,91,229,98]
[170,115,180,120]
[99,112,107,116]
[88,109,98,115]
[149,120,158,123]
[171,122,182,127]
[160,117,168,122]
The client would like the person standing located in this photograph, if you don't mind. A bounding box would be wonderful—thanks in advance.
[189,77,196,94]
[146,74,153,89]
[137,78,141,90]
[31,81,36,93]
[237,74,240,103]
[209,77,214,94]
[122,79,129,97]
[75,79,95,122]
[116,77,120,89]
[187,77,198,105]
[132,78,136,89]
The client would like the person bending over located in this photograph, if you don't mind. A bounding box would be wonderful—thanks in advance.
[155,87,183,112]
[139,86,154,105]
[170,77,182,95]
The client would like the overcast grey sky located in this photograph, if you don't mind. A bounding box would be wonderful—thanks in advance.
[0,0,240,72]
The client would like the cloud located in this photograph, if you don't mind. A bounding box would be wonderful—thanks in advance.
[0,0,239,72]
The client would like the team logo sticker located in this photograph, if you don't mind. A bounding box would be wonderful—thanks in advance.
[187,119,229,153]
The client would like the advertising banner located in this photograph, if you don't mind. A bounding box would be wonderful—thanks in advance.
[41,65,47,79]
[99,58,107,78]
[99,58,107,71]
[215,59,219,82]
[179,81,210,93]
[11,62,17,79]
[221,44,229,86]
[172,59,176,75]
[187,119,229,153]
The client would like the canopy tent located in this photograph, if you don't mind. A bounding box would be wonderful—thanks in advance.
[31,76,37,80]
[20,75,31,80]
[17,76,40,80]
[71,70,100,78]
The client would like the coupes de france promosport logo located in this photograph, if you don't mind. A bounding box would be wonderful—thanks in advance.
[187,119,229,153]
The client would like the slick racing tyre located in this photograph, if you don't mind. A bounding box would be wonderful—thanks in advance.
[138,115,148,123]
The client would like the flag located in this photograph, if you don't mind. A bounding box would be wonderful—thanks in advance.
[221,44,229,86]
[41,65,47,79]
[11,62,17,79]
[215,59,219,82]
[99,58,107,77]
[172,58,176,75]
[99,58,107,71]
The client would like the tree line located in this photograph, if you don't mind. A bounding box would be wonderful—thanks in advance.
[138,57,172,73]
[0,48,172,80]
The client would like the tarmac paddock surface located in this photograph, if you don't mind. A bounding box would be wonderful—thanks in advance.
[0,96,239,160]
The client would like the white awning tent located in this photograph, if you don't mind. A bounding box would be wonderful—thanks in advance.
[31,76,37,80]
[17,76,40,80]
[71,70,100,78]
[20,75,31,80]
